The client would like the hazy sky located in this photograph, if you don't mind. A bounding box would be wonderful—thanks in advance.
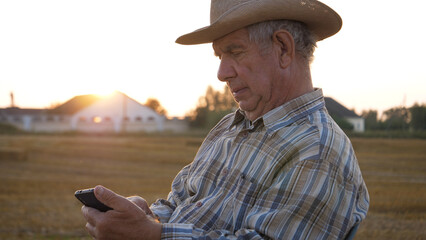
[1,0,425,117]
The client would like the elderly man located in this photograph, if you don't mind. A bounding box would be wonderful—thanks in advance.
[81,0,369,239]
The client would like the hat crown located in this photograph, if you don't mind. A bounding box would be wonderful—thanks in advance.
[210,0,250,23]
[178,0,342,45]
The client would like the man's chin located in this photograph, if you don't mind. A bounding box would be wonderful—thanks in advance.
[238,100,258,112]
[238,105,262,120]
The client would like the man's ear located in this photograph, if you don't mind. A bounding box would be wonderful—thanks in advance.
[272,30,295,69]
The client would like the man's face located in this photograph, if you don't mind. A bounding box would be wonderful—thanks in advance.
[213,28,283,121]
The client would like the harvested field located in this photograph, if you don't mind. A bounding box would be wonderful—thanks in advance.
[0,135,425,239]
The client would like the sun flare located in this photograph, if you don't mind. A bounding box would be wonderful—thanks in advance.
[92,89,117,98]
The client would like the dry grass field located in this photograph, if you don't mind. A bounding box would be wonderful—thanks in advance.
[0,134,425,239]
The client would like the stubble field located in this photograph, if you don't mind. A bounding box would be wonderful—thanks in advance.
[0,134,425,239]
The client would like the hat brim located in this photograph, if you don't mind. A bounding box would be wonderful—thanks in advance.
[176,0,342,45]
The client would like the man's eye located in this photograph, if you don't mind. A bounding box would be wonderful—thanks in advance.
[231,51,242,57]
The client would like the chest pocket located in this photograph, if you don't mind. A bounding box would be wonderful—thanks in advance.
[232,173,261,230]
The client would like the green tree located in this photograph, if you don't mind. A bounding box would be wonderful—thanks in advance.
[409,103,426,130]
[145,98,167,115]
[383,107,409,130]
[189,85,238,129]
[361,110,380,130]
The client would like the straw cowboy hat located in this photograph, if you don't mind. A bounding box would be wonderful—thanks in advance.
[176,0,342,45]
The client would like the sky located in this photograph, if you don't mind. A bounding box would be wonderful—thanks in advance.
[1,0,425,117]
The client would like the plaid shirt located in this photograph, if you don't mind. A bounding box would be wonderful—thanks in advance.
[151,89,369,239]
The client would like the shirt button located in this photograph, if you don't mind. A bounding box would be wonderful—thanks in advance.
[242,132,248,137]
[196,201,203,207]
[222,169,228,175]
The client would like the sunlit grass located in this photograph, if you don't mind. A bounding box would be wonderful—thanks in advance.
[351,138,426,239]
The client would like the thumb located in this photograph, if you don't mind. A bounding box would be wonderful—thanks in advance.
[94,185,136,212]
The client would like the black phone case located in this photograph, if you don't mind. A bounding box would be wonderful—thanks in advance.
[75,188,113,212]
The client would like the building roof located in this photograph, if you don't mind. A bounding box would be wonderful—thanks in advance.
[0,107,45,116]
[48,94,102,115]
[0,94,101,116]
[71,91,163,120]
[324,97,360,118]
[48,91,163,118]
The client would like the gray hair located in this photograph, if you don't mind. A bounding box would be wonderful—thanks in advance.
[246,20,317,64]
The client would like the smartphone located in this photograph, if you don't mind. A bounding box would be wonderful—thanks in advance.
[75,188,113,212]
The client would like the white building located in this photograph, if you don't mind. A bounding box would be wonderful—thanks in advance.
[0,91,188,133]
[70,92,165,133]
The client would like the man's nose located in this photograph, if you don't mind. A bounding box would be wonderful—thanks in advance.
[217,58,236,82]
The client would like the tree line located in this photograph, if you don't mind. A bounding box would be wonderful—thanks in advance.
[362,104,426,131]
[185,86,426,132]
[148,86,426,132]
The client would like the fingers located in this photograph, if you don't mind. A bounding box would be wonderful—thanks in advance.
[81,205,101,227]
[82,205,103,239]
[94,185,134,212]
[85,222,96,238]
[127,196,153,216]
[81,186,160,239]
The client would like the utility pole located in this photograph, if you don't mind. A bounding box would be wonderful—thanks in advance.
[10,92,15,108]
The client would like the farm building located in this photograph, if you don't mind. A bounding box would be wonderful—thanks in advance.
[324,97,365,132]
[0,91,188,133]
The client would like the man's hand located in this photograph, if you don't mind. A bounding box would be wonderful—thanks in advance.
[81,185,162,240]
[126,196,155,218]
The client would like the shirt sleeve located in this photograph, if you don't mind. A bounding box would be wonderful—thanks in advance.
[156,156,368,240]
[150,164,191,223]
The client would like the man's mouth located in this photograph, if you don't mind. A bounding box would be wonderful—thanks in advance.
[232,87,248,99]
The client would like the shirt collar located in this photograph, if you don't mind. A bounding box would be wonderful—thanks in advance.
[229,109,246,128]
[229,88,325,131]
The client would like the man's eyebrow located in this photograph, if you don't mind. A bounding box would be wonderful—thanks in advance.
[225,44,244,52]
[213,43,244,57]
